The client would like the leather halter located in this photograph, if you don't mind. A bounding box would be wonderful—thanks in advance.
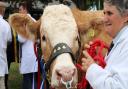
[45,42,80,71]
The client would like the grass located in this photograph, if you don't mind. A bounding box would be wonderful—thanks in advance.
[8,62,22,89]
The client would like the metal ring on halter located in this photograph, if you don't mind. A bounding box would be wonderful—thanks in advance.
[61,77,73,89]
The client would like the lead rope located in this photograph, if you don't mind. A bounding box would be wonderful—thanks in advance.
[34,41,50,89]
[76,39,109,89]
[34,41,41,89]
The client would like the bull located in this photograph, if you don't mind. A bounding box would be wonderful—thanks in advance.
[8,4,111,89]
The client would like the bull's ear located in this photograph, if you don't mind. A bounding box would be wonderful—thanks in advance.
[8,13,40,41]
[72,9,104,33]
[28,19,41,40]
[71,8,91,33]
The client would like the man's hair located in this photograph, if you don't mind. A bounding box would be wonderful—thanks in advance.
[104,0,128,15]
[0,0,6,15]
[19,1,29,12]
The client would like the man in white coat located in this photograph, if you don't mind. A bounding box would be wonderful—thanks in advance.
[18,1,38,89]
[0,1,12,89]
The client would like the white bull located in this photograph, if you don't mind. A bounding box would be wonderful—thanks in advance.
[9,4,111,89]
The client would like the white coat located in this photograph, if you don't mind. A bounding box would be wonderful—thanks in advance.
[86,25,128,89]
[0,15,12,76]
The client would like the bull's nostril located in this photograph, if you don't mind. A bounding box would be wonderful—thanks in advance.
[72,69,76,76]
[67,68,76,76]
[56,71,62,77]
[56,71,63,80]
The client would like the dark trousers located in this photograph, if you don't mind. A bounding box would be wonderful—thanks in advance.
[5,59,12,89]
[5,74,8,89]
[22,72,37,89]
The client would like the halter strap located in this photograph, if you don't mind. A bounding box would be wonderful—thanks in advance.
[45,43,76,71]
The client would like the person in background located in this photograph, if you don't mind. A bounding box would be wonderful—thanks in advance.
[0,1,12,89]
[81,0,128,89]
[18,1,38,89]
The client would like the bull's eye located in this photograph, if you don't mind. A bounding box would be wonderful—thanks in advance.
[42,35,46,41]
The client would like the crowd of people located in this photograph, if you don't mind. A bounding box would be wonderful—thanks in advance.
[1,0,128,89]
[0,1,38,89]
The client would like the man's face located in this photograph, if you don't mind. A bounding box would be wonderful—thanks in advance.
[0,6,5,15]
[103,3,127,38]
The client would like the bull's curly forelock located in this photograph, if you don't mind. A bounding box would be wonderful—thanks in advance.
[104,0,128,15]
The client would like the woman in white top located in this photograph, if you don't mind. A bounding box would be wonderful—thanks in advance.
[18,1,38,89]
[81,0,128,89]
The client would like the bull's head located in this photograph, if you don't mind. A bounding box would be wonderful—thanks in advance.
[9,4,111,89]
[9,5,79,89]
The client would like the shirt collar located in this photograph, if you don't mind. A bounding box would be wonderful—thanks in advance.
[113,25,128,45]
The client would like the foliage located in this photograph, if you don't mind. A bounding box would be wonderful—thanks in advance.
[8,62,22,89]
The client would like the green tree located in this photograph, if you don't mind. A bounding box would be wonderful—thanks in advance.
[73,0,103,10]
